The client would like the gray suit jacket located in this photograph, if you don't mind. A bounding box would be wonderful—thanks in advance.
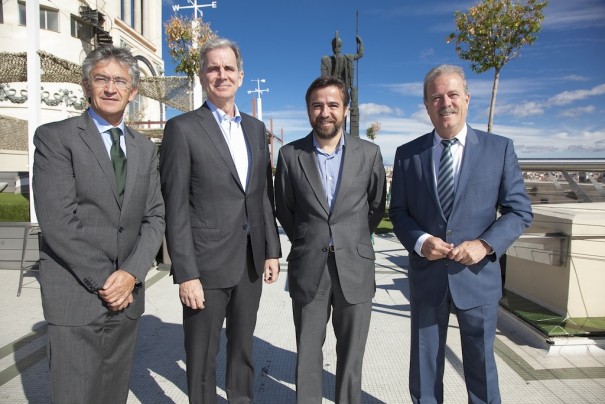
[33,112,165,326]
[389,126,532,309]
[275,133,386,305]
[160,103,281,288]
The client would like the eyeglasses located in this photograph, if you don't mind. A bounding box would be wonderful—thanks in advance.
[90,76,131,90]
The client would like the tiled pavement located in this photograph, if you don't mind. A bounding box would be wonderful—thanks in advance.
[1,230,604,403]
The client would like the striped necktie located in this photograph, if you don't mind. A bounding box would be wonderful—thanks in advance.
[108,127,126,202]
[437,138,456,220]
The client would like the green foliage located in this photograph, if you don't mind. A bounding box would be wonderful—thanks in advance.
[447,0,547,132]
[0,194,30,222]
[365,122,381,142]
[448,0,547,74]
[164,15,216,78]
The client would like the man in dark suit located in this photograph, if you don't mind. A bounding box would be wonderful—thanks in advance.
[160,37,281,403]
[33,46,165,403]
[390,64,532,403]
[275,76,386,403]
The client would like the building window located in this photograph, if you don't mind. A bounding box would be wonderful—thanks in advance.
[18,2,25,25]
[18,2,59,32]
[40,7,59,31]
[71,15,92,41]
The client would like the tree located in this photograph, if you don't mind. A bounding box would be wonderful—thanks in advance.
[366,122,381,142]
[164,15,216,79]
[447,0,547,133]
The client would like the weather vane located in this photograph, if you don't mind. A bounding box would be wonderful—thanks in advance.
[172,0,218,19]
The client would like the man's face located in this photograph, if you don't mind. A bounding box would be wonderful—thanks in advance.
[424,72,470,139]
[199,47,243,106]
[308,85,349,140]
[83,59,138,126]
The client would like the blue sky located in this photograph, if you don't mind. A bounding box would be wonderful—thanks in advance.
[161,0,605,164]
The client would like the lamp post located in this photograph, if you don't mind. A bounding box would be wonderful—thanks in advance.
[247,79,269,122]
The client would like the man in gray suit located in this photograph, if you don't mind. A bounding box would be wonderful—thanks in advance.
[275,76,386,403]
[33,46,165,403]
[390,65,532,403]
[160,37,281,403]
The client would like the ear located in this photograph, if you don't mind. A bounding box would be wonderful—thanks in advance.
[237,71,244,88]
[128,86,139,102]
[82,80,91,98]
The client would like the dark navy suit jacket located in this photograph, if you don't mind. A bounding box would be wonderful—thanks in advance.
[390,125,532,309]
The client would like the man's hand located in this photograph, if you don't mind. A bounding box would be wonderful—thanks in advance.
[448,240,491,266]
[421,236,454,261]
[99,270,137,311]
[179,279,205,309]
[263,258,280,284]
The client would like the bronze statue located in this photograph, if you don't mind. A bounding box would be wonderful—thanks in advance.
[321,31,363,137]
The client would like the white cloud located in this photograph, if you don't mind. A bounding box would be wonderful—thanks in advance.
[359,103,402,117]
[563,75,589,82]
[558,105,596,118]
[543,0,605,30]
[548,83,605,105]
[496,102,544,118]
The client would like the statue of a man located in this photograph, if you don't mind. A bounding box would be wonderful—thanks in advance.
[321,31,364,136]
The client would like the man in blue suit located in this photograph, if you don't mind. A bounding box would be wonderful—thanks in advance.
[390,65,532,404]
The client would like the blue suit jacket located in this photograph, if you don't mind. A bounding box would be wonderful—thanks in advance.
[390,126,532,309]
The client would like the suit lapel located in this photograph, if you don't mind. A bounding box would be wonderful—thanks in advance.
[419,132,440,210]
[454,125,480,209]
[331,134,358,213]
[77,113,121,204]
[196,104,245,192]
[121,126,140,209]
[298,133,330,215]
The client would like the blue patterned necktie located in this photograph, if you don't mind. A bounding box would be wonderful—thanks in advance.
[108,127,126,202]
[437,138,456,220]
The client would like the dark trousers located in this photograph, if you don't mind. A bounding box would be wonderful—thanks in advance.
[47,310,139,404]
[183,244,261,404]
[292,252,372,404]
[409,290,501,404]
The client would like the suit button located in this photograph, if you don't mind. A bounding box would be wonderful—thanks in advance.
[243,224,249,231]
[446,230,452,236]
[118,227,124,233]
[322,247,328,252]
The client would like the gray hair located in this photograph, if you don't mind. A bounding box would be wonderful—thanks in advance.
[82,46,140,88]
[199,37,243,73]
[423,64,468,101]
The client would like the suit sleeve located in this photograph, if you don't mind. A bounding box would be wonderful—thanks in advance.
[478,139,532,257]
[159,119,199,284]
[33,124,114,291]
[120,143,165,282]
[262,137,281,259]
[275,149,295,241]
[367,146,387,233]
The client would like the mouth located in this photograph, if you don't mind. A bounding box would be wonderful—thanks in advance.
[439,108,457,117]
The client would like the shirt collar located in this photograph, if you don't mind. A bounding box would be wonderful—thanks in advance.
[207,99,242,125]
[312,131,345,156]
[433,124,467,148]
[88,108,125,135]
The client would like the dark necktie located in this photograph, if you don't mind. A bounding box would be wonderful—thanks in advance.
[437,138,456,220]
[108,127,126,202]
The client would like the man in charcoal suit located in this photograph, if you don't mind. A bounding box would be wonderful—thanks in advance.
[33,46,165,403]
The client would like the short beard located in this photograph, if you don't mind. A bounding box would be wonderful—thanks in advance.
[313,119,341,140]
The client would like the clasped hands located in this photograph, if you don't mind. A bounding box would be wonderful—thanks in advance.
[421,236,491,266]
[98,270,136,311]
[179,258,280,310]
